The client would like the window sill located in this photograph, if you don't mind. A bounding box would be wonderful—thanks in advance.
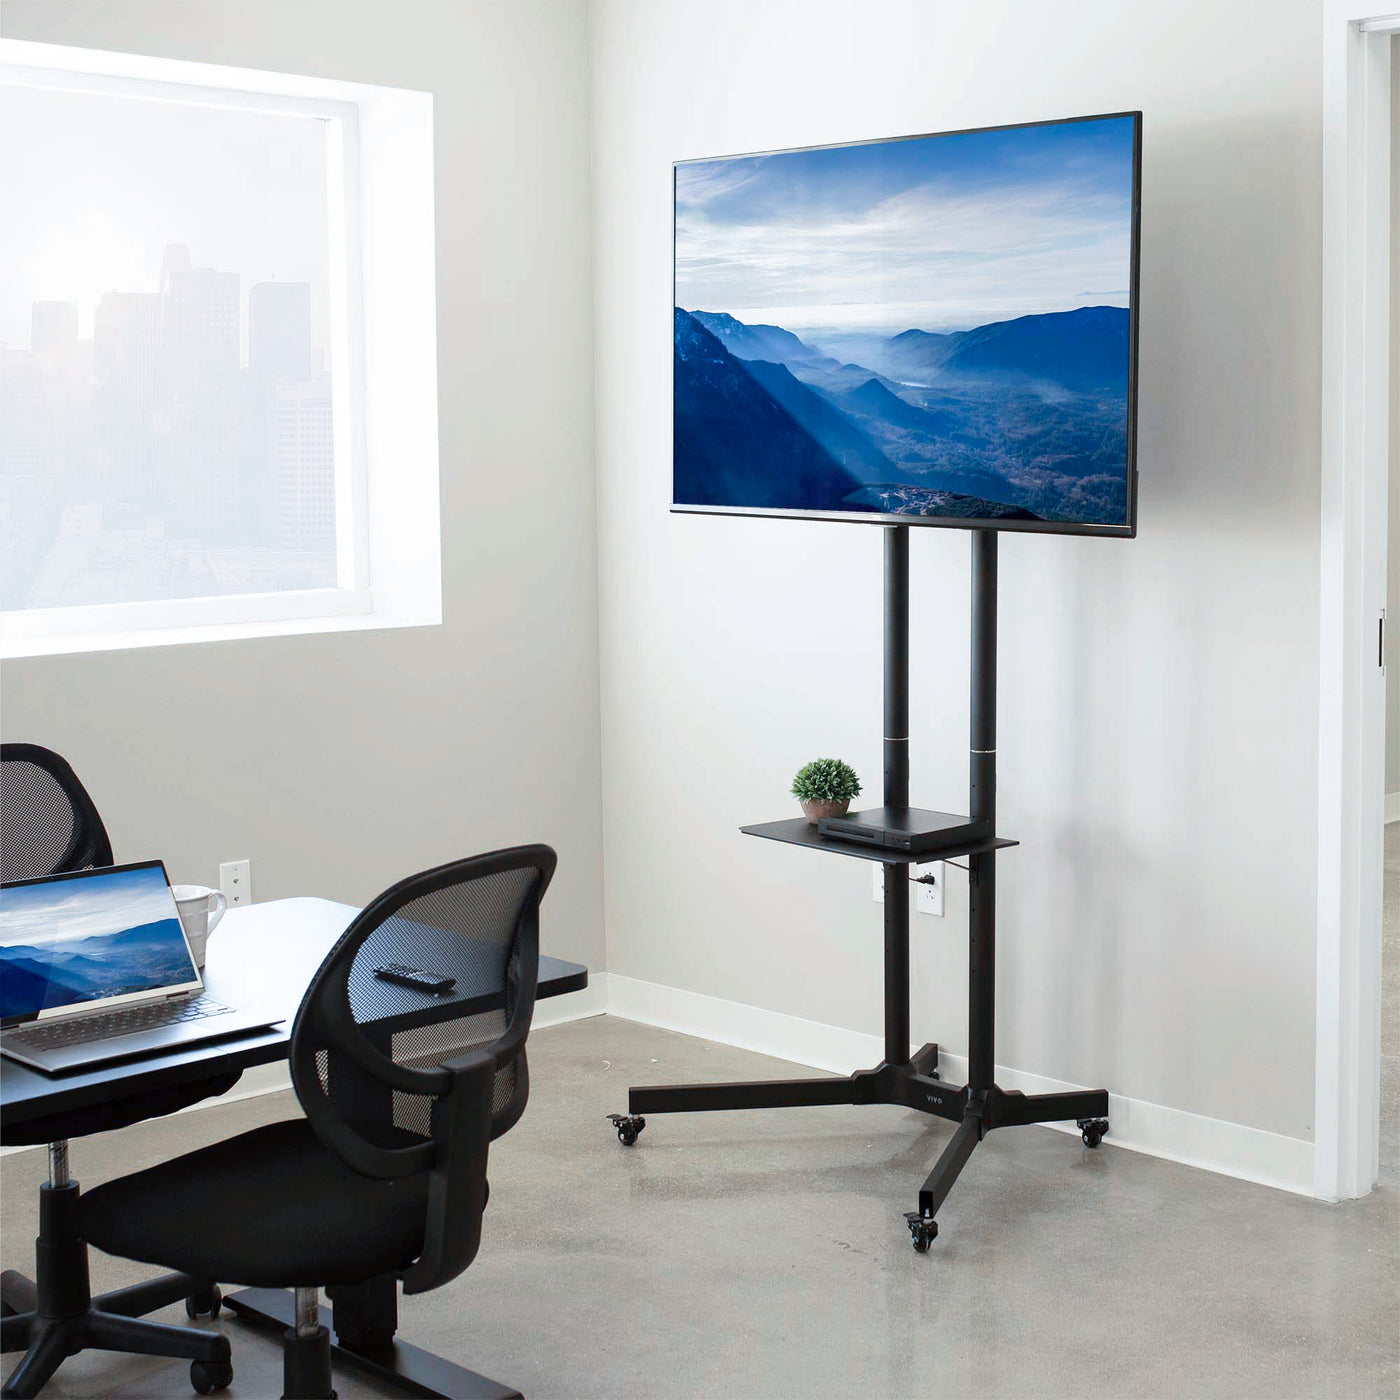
[1,595,441,658]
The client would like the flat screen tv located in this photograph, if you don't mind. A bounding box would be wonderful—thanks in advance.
[672,112,1141,536]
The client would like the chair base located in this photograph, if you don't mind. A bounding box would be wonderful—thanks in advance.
[226,1287,521,1400]
[282,1322,336,1400]
[1,1307,232,1399]
[0,1180,229,1399]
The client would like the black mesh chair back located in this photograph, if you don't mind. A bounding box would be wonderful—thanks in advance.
[290,844,556,1293]
[0,743,114,882]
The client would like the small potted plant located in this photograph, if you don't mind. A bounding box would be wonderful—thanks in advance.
[791,758,862,824]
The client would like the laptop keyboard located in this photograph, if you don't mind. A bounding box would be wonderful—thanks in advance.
[6,998,233,1051]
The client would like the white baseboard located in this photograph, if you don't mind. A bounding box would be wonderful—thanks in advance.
[5,968,1314,1198]
[1386,790,1400,823]
[605,973,1316,1198]
[534,973,610,1029]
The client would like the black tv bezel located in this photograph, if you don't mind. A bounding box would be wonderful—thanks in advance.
[670,109,1142,539]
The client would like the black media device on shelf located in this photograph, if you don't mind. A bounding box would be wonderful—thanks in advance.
[609,110,1139,1253]
[815,806,988,854]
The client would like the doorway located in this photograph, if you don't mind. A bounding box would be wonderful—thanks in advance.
[1318,5,1397,1201]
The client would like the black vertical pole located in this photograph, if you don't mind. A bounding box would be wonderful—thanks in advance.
[968,529,997,1094]
[883,526,910,1067]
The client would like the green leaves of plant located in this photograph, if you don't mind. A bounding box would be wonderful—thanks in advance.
[790,758,862,802]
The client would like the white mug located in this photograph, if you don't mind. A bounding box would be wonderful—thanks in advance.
[172,884,227,969]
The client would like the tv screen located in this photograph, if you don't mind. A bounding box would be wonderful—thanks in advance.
[672,112,1140,536]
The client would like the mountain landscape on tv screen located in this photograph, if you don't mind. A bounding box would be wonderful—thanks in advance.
[0,919,193,1019]
[673,304,1130,526]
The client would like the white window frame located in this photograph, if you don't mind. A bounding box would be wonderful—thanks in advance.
[0,39,441,656]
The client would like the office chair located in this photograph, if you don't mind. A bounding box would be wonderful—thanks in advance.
[0,743,237,1400]
[0,743,114,876]
[76,844,557,1399]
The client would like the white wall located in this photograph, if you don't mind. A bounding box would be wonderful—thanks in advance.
[591,0,1322,1143]
[0,1,605,974]
[0,0,1333,1170]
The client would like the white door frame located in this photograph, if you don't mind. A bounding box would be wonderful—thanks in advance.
[1316,3,1395,1202]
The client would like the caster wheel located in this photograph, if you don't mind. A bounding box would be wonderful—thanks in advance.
[904,1211,937,1253]
[607,1113,646,1146]
[1077,1117,1109,1149]
[190,1357,233,1394]
[185,1284,222,1320]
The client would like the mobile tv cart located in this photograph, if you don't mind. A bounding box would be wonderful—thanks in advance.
[608,525,1109,1252]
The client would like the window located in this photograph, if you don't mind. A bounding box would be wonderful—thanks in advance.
[0,41,440,655]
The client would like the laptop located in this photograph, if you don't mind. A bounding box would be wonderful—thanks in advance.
[0,859,282,1075]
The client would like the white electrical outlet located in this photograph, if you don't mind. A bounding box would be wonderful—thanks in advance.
[219,859,252,907]
[872,865,885,902]
[913,861,945,917]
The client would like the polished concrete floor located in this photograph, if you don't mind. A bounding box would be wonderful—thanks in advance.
[3,1014,1398,1400]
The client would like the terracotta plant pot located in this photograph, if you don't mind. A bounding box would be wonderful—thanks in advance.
[801,797,850,824]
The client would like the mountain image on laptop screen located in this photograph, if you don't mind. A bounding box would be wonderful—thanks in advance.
[0,865,196,1020]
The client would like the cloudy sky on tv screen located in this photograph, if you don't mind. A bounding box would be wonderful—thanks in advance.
[673,115,1136,528]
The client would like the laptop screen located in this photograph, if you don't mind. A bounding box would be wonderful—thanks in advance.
[0,861,201,1023]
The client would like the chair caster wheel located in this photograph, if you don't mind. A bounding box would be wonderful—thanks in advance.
[186,1284,222,1320]
[904,1211,937,1253]
[190,1357,233,1394]
[1077,1117,1109,1148]
[607,1113,645,1146]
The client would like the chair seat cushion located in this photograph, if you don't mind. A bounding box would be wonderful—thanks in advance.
[79,1118,431,1287]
